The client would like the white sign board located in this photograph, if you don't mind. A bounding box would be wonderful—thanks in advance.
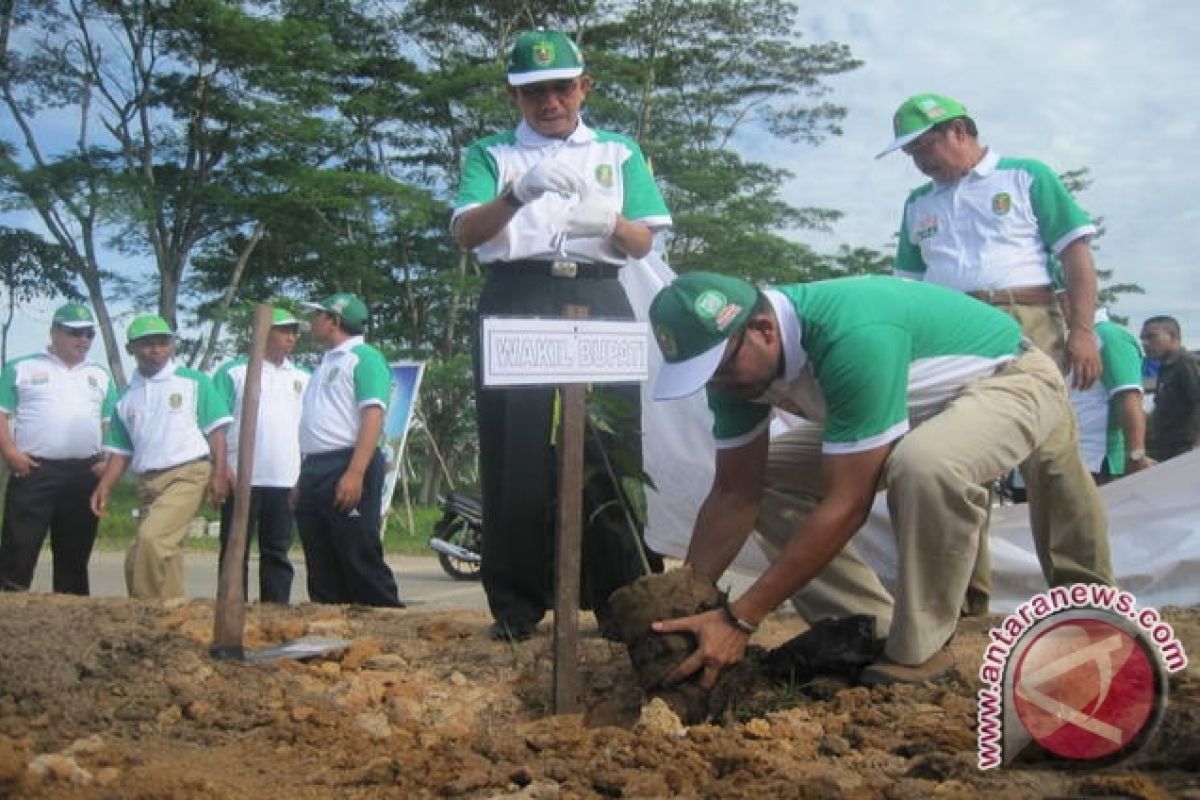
[482,317,650,386]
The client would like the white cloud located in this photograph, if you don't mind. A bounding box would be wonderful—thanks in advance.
[783,1,1200,344]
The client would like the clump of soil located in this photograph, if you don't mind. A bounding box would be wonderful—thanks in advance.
[0,592,1197,799]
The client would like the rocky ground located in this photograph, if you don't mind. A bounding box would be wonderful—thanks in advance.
[0,592,1197,799]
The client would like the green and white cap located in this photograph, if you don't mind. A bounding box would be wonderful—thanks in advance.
[876,93,969,158]
[301,292,369,326]
[52,302,95,329]
[271,307,300,327]
[507,29,584,86]
[126,314,172,341]
[649,271,757,400]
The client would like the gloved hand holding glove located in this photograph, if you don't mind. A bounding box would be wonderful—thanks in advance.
[511,159,588,205]
[563,200,618,240]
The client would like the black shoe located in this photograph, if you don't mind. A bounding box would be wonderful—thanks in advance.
[488,621,535,642]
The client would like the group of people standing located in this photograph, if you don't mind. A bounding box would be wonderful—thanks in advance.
[0,294,403,608]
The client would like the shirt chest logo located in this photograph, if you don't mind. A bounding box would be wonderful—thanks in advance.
[29,371,50,386]
[594,164,615,188]
[916,215,939,241]
[293,379,304,394]
[326,367,340,384]
[992,192,1012,215]
[168,392,183,410]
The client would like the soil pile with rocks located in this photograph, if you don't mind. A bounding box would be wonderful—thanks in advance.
[0,592,1196,798]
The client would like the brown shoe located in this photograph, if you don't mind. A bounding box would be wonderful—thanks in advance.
[859,646,956,686]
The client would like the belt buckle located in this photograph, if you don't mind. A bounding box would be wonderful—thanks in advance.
[551,260,578,278]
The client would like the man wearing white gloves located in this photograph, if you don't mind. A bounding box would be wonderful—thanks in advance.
[452,28,672,641]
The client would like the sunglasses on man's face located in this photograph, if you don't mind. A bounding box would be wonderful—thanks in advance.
[59,326,96,339]
[517,80,581,100]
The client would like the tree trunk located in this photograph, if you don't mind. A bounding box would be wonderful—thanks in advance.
[194,221,267,372]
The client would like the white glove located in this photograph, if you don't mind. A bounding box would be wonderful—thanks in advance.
[511,160,587,205]
[563,201,618,239]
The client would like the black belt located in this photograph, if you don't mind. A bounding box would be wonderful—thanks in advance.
[488,259,623,280]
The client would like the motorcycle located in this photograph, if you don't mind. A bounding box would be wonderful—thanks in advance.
[428,491,483,581]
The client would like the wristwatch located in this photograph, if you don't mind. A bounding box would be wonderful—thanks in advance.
[1127,448,1146,462]
[500,185,524,209]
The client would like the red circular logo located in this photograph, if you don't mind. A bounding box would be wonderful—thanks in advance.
[1012,617,1157,760]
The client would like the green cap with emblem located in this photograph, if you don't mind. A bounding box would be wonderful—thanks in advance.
[649,271,757,400]
[270,307,300,327]
[301,292,369,326]
[126,314,172,341]
[52,302,95,329]
[876,93,969,158]
[507,29,585,86]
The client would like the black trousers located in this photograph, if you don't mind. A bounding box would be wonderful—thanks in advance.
[473,270,660,628]
[294,449,401,607]
[219,486,296,604]
[0,457,100,595]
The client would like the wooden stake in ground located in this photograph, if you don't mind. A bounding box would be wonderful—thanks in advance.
[211,303,272,660]
[553,304,588,714]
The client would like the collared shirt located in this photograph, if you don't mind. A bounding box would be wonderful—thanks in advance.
[1148,348,1200,461]
[1068,314,1144,474]
[894,149,1097,291]
[105,359,232,474]
[213,356,310,487]
[0,351,116,459]
[300,336,390,455]
[707,276,1020,454]
[452,120,672,265]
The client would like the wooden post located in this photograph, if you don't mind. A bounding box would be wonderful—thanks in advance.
[552,304,588,714]
[211,303,272,660]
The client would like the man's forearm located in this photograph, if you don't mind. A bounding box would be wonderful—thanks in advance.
[1115,391,1148,452]
[452,199,518,251]
[208,427,229,474]
[348,406,385,476]
[1061,239,1099,333]
[686,488,761,584]
[611,217,653,259]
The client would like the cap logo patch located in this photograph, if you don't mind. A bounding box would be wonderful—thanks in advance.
[595,164,614,188]
[653,325,678,359]
[715,304,744,331]
[331,300,346,314]
[532,40,555,66]
[169,392,182,410]
[992,192,1012,215]
[694,290,727,320]
[917,97,945,119]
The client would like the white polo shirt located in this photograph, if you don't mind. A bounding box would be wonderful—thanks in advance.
[213,356,310,487]
[452,120,672,265]
[0,351,116,459]
[105,360,233,474]
[895,149,1097,291]
[300,337,391,455]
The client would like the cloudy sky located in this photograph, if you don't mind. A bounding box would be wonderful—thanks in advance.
[777,1,1200,345]
[4,1,1200,359]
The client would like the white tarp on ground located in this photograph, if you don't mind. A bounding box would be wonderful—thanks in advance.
[622,254,1200,614]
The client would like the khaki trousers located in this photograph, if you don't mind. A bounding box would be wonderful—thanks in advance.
[756,347,1111,665]
[967,301,1067,609]
[126,460,210,600]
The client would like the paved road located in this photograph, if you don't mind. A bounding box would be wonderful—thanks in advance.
[31,551,757,609]
[32,551,491,609]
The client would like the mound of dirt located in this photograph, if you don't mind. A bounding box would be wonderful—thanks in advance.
[0,593,1196,799]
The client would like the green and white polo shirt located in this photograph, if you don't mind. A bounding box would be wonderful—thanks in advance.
[1068,316,1143,474]
[895,150,1096,291]
[300,336,390,455]
[105,360,233,473]
[707,276,1022,453]
[0,352,116,459]
[452,120,672,265]
[213,356,311,487]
